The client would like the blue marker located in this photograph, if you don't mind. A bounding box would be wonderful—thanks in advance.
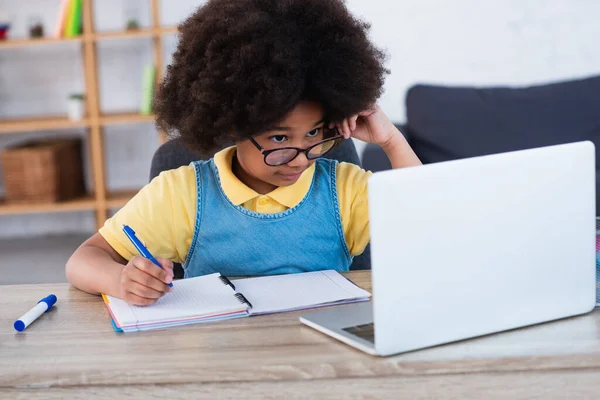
[122,225,173,287]
[14,294,57,332]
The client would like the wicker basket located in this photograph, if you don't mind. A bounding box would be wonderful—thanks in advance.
[0,138,85,203]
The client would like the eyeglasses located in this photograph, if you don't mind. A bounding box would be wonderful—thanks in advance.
[249,132,343,166]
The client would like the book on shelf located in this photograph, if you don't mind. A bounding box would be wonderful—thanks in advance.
[54,0,70,38]
[65,0,83,37]
[55,0,82,39]
[140,64,156,115]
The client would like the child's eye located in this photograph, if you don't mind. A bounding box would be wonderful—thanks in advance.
[269,135,287,143]
[306,128,321,137]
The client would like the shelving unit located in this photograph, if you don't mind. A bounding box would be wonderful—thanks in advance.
[0,0,175,228]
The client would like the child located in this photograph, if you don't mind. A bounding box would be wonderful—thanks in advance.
[66,0,421,306]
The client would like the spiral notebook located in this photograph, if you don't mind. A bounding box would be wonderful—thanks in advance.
[102,270,371,332]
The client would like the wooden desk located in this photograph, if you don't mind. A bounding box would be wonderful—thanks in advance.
[1,271,600,399]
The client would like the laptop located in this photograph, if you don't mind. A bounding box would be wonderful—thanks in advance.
[300,141,597,356]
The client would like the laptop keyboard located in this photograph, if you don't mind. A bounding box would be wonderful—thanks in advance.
[342,322,375,343]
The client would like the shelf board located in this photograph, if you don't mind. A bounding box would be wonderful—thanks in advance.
[0,26,177,50]
[100,112,155,126]
[0,116,90,134]
[0,36,83,50]
[0,190,141,215]
[0,113,155,134]
[93,28,156,40]
[159,26,179,35]
[107,190,140,209]
[93,27,178,41]
[0,194,96,216]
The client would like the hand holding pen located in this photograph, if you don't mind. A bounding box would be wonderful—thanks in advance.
[119,225,174,306]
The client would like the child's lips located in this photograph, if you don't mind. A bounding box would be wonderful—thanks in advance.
[278,170,304,180]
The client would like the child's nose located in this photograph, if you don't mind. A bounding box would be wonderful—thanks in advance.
[287,152,309,168]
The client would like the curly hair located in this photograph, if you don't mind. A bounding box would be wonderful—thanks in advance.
[154,0,389,153]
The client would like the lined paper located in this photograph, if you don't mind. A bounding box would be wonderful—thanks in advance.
[232,270,371,315]
[106,273,247,326]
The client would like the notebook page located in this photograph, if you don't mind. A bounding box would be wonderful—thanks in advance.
[232,270,371,315]
[106,273,248,326]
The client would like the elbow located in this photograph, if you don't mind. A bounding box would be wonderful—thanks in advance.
[65,253,78,286]
[65,242,88,288]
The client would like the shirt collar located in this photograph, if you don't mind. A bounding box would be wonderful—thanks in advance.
[213,146,315,208]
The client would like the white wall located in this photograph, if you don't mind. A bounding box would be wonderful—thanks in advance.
[0,0,599,238]
[347,0,600,123]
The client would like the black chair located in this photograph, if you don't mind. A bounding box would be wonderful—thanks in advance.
[149,137,371,278]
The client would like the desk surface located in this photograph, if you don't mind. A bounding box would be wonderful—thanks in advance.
[2,271,600,399]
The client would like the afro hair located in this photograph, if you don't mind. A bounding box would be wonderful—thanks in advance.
[154,0,389,153]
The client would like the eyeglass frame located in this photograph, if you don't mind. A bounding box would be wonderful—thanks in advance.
[248,131,344,166]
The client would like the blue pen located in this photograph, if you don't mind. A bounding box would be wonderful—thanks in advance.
[14,294,57,332]
[122,225,173,287]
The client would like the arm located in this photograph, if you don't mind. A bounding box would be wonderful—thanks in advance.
[379,127,421,169]
[333,104,422,169]
[66,233,127,297]
[334,105,422,259]
[65,168,196,305]
[66,233,174,305]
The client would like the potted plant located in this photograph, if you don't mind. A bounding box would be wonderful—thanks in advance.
[124,6,140,31]
[28,14,44,38]
[67,94,86,121]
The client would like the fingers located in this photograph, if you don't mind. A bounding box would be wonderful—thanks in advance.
[337,119,351,139]
[127,281,165,300]
[334,115,359,139]
[123,257,172,294]
[123,292,159,307]
[342,119,351,138]
[349,114,357,131]
[132,256,173,287]
[129,269,172,294]
[156,257,174,276]
[119,256,176,306]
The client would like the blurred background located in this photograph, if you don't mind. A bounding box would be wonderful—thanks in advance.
[0,0,599,284]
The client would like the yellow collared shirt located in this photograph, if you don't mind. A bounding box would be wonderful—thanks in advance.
[100,147,371,263]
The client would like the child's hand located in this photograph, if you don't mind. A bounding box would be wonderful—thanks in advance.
[332,104,399,149]
[119,256,174,306]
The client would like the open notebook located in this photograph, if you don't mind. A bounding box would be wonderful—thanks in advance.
[102,270,371,332]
